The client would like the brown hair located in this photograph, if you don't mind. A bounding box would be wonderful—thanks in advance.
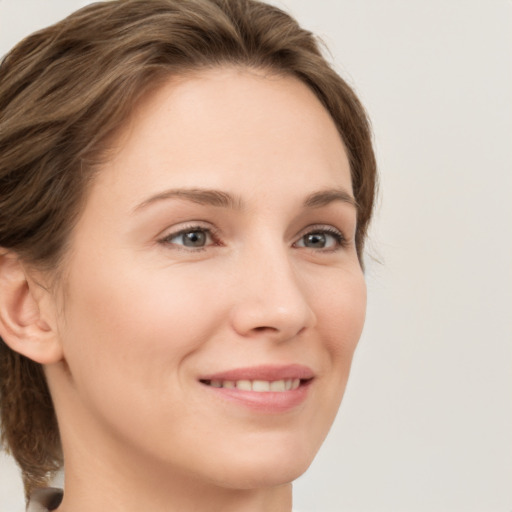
[0,0,376,496]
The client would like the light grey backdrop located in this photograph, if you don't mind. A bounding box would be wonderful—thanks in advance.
[1,1,511,511]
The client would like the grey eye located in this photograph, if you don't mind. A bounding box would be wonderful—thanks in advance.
[295,229,343,250]
[302,232,327,248]
[179,230,208,247]
[163,228,212,248]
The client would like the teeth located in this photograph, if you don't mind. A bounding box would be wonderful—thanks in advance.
[206,379,303,392]
[270,380,285,392]
[252,380,270,392]
[237,380,252,391]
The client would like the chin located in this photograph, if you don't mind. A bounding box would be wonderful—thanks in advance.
[215,462,312,490]
[204,438,319,490]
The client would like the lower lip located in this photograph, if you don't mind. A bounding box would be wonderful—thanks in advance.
[200,381,312,413]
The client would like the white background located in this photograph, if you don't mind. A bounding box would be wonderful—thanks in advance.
[0,1,511,511]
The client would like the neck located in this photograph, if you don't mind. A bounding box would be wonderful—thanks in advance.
[58,471,293,512]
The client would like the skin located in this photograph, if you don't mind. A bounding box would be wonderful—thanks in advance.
[16,68,366,512]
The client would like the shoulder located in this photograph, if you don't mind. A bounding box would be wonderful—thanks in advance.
[26,488,63,512]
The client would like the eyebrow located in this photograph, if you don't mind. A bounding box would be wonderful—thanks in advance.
[134,187,357,213]
[303,189,358,209]
[134,188,244,212]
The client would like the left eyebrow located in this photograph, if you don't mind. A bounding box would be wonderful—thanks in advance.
[133,188,244,213]
[303,188,358,210]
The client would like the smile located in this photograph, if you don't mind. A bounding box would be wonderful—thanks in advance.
[200,378,302,392]
[197,364,315,412]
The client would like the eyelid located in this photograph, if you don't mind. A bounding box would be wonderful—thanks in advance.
[294,224,349,250]
[157,222,220,250]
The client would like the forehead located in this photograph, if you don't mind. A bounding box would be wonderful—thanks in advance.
[87,67,352,211]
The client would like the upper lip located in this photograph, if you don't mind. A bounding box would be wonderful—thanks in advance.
[199,364,315,382]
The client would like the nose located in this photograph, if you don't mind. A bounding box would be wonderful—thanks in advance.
[229,245,317,342]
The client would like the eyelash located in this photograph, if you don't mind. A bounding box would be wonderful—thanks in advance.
[158,224,348,252]
[158,224,221,252]
[294,226,348,252]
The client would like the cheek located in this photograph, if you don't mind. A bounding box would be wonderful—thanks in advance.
[284,267,366,462]
[312,267,366,414]
[57,255,225,405]
[316,267,367,353]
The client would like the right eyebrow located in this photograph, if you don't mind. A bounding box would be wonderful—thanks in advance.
[303,188,358,210]
[133,188,245,213]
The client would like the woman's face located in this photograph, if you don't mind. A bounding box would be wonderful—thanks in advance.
[48,67,366,489]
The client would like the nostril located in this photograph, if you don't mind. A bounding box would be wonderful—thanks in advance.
[253,325,277,333]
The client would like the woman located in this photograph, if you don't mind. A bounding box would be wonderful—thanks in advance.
[0,0,376,511]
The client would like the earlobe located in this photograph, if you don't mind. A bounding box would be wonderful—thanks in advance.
[0,251,63,364]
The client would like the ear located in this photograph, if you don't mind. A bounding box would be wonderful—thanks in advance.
[0,251,63,364]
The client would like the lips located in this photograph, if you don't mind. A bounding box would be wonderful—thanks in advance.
[198,364,314,413]
[199,363,315,382]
